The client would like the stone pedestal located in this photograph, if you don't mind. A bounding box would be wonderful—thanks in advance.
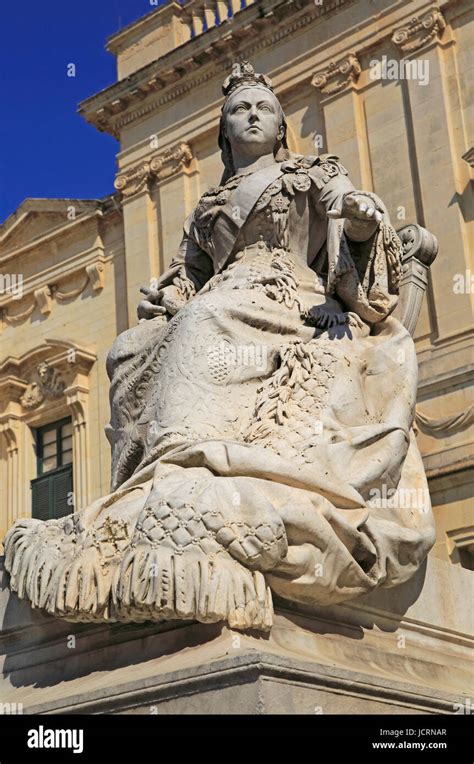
[0,555,471,715]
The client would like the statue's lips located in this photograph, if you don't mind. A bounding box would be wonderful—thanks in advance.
[246,125,263,132]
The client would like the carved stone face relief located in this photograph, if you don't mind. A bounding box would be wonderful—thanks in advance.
[20,363,66,410]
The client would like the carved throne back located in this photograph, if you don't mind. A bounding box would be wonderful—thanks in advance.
[393,224,439,335]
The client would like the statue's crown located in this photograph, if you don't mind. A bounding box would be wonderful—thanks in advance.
[222,60,274,99]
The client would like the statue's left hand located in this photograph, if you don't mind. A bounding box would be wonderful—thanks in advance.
[327,192,383,242]
[327,192,383,224]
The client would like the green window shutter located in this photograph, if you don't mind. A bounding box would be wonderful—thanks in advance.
[31,474,52,521]
[52,466,74,519]
[31,464,73,520]
[32,418,74,520]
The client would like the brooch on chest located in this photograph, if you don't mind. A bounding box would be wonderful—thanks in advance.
[193,160,316,240]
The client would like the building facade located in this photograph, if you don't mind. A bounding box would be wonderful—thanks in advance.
[0,0,472,570]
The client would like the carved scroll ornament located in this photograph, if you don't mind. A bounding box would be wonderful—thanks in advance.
[115,142,193,198]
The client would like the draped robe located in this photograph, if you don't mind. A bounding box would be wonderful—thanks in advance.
[3,153,435,631]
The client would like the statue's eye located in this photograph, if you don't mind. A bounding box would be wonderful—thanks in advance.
[233,104,247,112]
[259,104,272,112]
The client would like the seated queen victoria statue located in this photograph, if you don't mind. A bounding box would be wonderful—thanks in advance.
[3,62,436,632]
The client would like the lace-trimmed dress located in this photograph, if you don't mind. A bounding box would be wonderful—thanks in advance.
[3,154,435,631]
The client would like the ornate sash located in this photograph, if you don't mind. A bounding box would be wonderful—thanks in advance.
[211,163,284,273]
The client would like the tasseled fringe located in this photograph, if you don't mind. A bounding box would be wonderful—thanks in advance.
[113,544,273,630]
[3,522,273,632]
[326,223,354,295]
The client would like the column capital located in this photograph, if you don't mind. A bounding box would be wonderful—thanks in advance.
[115,142,193,199]
[391,8,447,55]
[311,53,361,96]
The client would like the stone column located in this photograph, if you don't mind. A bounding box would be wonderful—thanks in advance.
[0,384,27,540]
[64,386,91,512]
[115,179,160,328]
[0,419,20,532]
[391,10,472,342]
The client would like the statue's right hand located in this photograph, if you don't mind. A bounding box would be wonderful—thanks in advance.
[137,286,167,320]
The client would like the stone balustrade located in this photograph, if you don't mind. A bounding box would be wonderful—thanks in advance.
[180,0,257,41]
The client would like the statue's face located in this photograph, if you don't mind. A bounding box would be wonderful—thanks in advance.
[223,87,283,158]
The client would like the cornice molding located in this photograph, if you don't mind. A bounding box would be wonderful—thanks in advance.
[418,363,474,397]
[78,3,458,141]
[0,196,120,252]
[1,210,104,265]
[114,142,193,197]
[79,0,355,137]
[0,253,107,329]
[106,1,185,54]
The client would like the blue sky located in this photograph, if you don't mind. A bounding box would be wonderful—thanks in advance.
[0,0,170,222]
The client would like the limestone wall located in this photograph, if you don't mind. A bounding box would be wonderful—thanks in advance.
[0,200,125,541]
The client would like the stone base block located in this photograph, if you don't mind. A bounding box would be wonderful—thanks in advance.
[0,555,472,714]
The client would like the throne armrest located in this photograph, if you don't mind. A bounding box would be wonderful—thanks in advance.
[393,224,439,335]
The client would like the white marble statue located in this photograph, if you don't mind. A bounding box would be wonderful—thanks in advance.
[3,62,435,631]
